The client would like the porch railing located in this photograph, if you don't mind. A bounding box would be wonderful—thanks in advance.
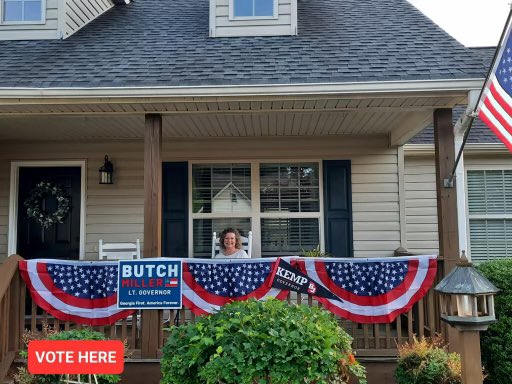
[0,255,24,382]
[0,254,444,382]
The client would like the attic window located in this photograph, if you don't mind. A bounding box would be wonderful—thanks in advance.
[230,0,277,19]
[2,0,43,23]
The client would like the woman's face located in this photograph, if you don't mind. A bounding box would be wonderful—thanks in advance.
[223,232,236,250]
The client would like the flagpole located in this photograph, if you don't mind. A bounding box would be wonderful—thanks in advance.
[446,5,512,186]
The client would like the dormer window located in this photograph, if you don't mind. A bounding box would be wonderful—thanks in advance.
[2,0,44,23]
[230,0,277,19]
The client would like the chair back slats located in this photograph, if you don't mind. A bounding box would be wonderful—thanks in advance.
[99,239,141,260]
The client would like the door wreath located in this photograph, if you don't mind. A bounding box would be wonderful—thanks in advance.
[24,181,71,229]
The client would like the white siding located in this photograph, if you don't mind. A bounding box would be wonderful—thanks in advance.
[404,156,439,254]
[163,136,401,258]
[64,0,113,38]
[0,136,401,261]
[212,0,296,37]
[0,0,59,40]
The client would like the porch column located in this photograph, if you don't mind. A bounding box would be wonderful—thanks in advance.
[434,108,483,384]
[141,114,162,358]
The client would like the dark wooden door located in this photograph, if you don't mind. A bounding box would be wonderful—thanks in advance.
[17,167,81,260]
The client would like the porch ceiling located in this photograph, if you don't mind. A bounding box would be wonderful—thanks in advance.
[0,93,467,144]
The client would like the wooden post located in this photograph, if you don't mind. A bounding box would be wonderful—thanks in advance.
[141,114,162,358]
[459,330,484,384]
[434,108,461,353]
[434,108,483,382]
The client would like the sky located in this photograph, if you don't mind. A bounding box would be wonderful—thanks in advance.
[407,0,510,47]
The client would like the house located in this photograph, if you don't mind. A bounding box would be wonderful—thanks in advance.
[0,0,493,382]
[403,47,512,264]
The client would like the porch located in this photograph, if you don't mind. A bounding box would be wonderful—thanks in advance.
[0,253,445,384]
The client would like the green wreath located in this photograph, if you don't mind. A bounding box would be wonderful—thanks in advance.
[24,181,71,229]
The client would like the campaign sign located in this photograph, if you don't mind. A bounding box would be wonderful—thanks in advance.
[117,259,182,309]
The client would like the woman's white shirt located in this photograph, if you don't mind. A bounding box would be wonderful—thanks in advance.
[214,249,249,259]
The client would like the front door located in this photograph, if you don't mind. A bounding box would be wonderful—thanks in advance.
[16,166,81,260]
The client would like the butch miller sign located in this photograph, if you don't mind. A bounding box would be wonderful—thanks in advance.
[269,258,342,302]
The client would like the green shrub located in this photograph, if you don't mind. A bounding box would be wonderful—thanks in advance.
[395,336,461,384]
[161,298,366,384]
[477,259,512,384]
[15,328,120,384]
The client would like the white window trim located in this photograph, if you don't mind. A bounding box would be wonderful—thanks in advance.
[465,166,512,260]
[188,159,324,258]
[1,0,46,25]
[8,160,87,260]
[228,0,279,21]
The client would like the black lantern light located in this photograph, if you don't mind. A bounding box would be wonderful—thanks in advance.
[99,155,114,184]
[435,252,498,331]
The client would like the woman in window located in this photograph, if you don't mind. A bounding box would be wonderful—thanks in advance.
[215,228,249,259]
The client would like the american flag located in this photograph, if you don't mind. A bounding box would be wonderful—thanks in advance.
[297,255,437,323]
[19,259,135,326]
[182,259,289,315]
[477,16,512,152]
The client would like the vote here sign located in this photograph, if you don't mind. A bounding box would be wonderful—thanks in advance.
[117,259,182,309]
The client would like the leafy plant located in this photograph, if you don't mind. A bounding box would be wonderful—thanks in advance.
[161,298,366,384]
[301,245,332,258]
[14,326,123,384]
[395,336,461,384]
[477,259,512,384]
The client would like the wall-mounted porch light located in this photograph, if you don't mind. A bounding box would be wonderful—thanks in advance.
[99,155,114,185]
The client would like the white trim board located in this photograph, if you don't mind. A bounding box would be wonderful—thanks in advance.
[8,160,87,259]
[0,79,484,99]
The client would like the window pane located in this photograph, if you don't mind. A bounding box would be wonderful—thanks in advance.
[254,0,274,16]
[234,0,253,17]
[260,163,319,213]
[24,1,41,21]
[4,1,23,21]
[468,170,512,215]
[192,163,251,214]
[470,219,512,263]
[193,218,251,257]
[261,218,319,256]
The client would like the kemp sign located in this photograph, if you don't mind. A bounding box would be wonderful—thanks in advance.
[270,258,343,302]
[117,259,182,309]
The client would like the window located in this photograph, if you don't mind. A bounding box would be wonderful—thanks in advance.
[2,0,43,22]
[260,163,320,256]
[467,169,512,262]
[192,163,252,257]
[191,162,322,257]
[231,0,276,18]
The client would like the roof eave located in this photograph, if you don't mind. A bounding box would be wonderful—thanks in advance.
[0,78,485,100]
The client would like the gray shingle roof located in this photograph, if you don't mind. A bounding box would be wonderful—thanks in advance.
[0,0,488,88]
[409,47,500,144]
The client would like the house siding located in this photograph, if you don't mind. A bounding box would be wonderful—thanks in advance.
[0,141,144,261]
[212,0,296,37]
[64,0,113,38]
[0,136,401,261]
[0,0,59,40]
[404,155,439,254]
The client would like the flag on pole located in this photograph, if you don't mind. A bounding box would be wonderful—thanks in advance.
[477,10,512,151]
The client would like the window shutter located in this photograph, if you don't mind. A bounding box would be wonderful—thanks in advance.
[323,160,353,257]
[162,162,188,258]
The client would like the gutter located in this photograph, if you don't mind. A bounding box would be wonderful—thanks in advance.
[404,143,509,154]
[0,79,484,100]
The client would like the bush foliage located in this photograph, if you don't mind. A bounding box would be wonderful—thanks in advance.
[477,259,512,384]
[161,298,367,384]
[395,336,461,384]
